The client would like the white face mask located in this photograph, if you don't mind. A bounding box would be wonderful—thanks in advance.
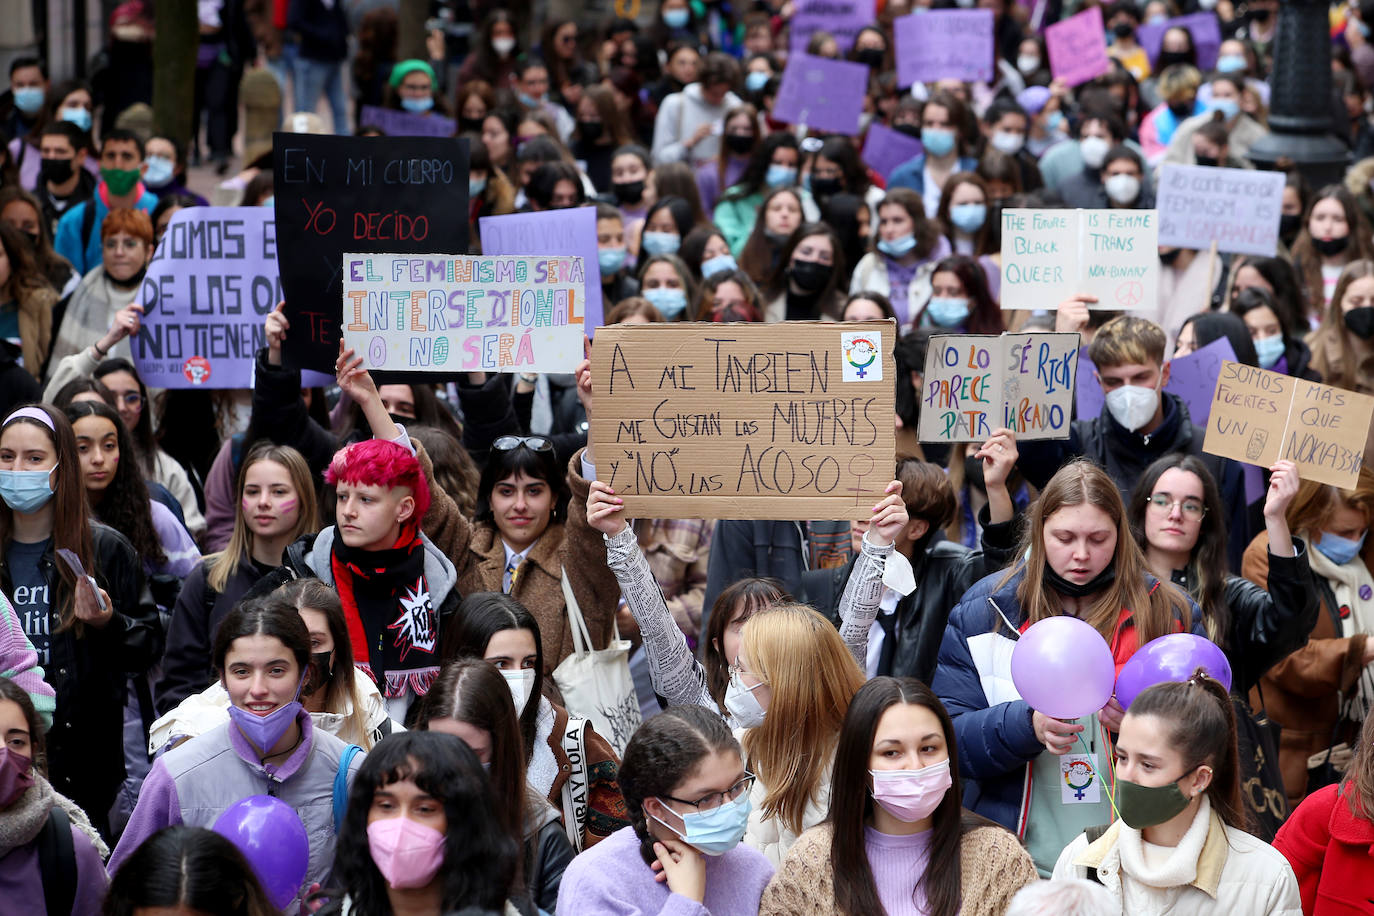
[1017,54,1041,75]
[991,131,1025,155]
[1104,383,1159,431]
[1080,135,1111,170]
[492,36,517,57]
[501,668,535,713]
[1104,173,1141,205]
[723,669,767,728]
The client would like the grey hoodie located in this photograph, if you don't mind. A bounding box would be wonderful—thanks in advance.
[651,83,744,167]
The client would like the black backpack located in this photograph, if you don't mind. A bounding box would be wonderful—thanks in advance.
[37,805,77,916]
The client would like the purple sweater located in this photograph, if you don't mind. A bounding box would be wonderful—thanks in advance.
[0,819,108,916]
[556,826,773,916]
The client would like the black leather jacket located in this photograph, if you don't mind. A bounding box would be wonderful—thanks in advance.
[525,813,575,913]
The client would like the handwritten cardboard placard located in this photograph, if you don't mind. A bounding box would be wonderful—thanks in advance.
[1045,7,1111,87]
[772,53,869,136]
[918,333,1079,442]
[1001,208,1159,311]
[273,133,469,373]
[861,122,924,180]
[1136,12,1222,71]
[789,0,876,54]
[358,105,457,139]
[339,253,584,374]
[894,10,995,87]
[1076,335,1237,425]
[479,208,603,333]
[1157,164,1283,257]
[591,321,896,519]
[1203,361,1373,488]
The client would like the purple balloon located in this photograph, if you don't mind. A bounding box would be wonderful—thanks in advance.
[1011,616,1116,720]
[1114,633,1233,710]
[213,795,310,908]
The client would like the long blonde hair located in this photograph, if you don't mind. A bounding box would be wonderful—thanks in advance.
[1006,459,1191,645]
[740,604,865,835]
[205,443,319,593]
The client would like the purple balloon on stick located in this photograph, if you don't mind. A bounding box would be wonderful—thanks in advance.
[213,795,310,908]
[1114,633,1233,710]
[1010,616,1117,720]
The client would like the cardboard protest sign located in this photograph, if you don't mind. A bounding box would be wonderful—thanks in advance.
[591,321,895,519]
[340,253,585,374]
[134,207,279,388]
[1001,209,1158,311]
[479,208,603,333]
[789,0,876,54]
[358,105,457,139]
[1076,335,1237,424]
[1045,7,1111,87]
[894,10,995,86]
[772,53,869,136]
[861,123,923,180]
[918,333,1079,442]
[1203,361,1373,488]
[1157,164,1283,257]
[273,133,469,373]
[1136,12,1222,71]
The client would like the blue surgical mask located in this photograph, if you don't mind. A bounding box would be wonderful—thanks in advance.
[663,8,690,28]
[1210,98,1240,120]
[1253,333,1285,369]
[59,107,91,131]
[701,253,738,278]
[1216,54,1247,73]
[143,155,175,189]
[641,231,681,256]
[469,176,487,197]
[925,296,970,327]
[0,466,55,514]
[401,96,435,113]
[517,91,544,109]
[877,234,917,258]
[920,127,956,157]
[950,203,987,233]
[1046,110,1066,132]
[598,246,628,276]
[650,793,752,856]
[261,196,275,208]
[1315,530,1367,566]
[745,71,770,92]
[13,87,43,116]
[644,287,687,318]
[765,164,797,188]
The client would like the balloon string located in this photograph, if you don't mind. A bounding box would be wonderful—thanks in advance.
[1077,730,1122,822]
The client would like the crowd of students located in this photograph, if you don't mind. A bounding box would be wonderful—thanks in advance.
[2,0,1374,913]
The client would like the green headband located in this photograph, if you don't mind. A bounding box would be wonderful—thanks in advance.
[390,59,437,91]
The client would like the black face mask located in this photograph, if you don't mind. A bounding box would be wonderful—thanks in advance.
[810,176,843,198]
[1168,99,1195,119]
[612,179,645,204]
[1194,154,1219,168]
[1156,51,1193,71]
[894,123,922,139]
[577,121,604,142]
[1251,7,1272,22]
[1159,247,1182,265]
[789,258,830,292]
[1112,21,1135,38]
[1279,213,1302,243]
[307,650,334,695]
[39,157,74,185]
[725,133,754,155]
[1045,564,1117,598]
[855,47,885,69]
[1313,235,1351,257]
[458,116,485,134]
[1345,306,1374,339]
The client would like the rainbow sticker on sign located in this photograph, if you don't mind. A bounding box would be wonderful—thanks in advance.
[841,331,882,382]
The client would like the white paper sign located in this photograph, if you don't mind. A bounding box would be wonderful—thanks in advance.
[1061,753,1102,804]
[1156,163,1284,257]
[1001,208,1159,311]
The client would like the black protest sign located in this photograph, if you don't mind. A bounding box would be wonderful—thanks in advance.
[273,132,469,372]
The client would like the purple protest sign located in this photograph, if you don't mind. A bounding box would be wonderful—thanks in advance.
[1136,12,1222,72]
[862,123,924,180]
[894,10,995,87]
[480,207,603,333]
[789,0,876,54]
[1076,334,1237,424]
[773,53,869,136]
[136,207,280,389]
[358,105,456,139]
[1046,7,1111,88]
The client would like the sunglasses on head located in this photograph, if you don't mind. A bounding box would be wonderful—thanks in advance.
[492,435,554,453]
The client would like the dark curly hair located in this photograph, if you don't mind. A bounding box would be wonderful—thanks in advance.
[330,731,519,914]
[63,399,165,566]
[619,706,741,866]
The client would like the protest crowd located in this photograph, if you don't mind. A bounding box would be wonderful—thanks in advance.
[7,0,1374,913]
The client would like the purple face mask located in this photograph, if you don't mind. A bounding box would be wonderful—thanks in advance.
[228,676,305,756]
[0,747,35,808]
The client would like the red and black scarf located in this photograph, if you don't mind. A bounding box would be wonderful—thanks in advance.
[330,526,440,698]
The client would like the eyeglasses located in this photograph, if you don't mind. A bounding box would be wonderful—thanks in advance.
[1147,493,1207,519]
[493,435,553,453]
[661,772,756,812]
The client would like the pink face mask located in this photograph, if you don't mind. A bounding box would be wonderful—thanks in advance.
[869,758,952,823]
[0,747,34,808]
[367,817,446,889]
